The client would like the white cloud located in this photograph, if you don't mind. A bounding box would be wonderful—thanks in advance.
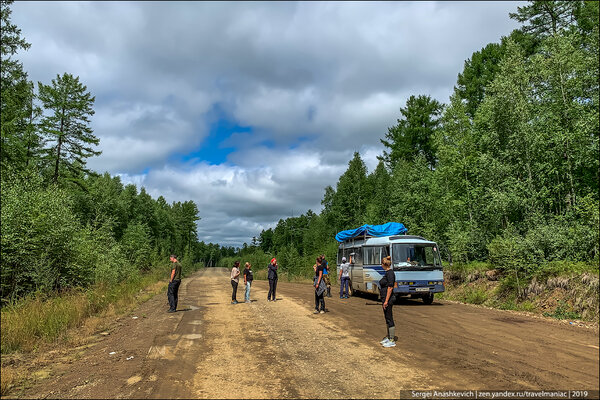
[11,1,525,246]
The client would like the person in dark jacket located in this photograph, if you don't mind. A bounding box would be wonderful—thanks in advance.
[267,258,278,301]
[313,256,326,314]
[379,256,396,347]
[231,261,241,304]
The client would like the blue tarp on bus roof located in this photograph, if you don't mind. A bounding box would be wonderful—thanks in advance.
[335,222,407,242]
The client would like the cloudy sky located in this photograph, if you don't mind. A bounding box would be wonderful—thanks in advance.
[12,1,524,247]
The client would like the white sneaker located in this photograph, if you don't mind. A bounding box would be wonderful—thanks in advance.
[383,340,396,348]
[380,337,390,345]
[319,310,325,314]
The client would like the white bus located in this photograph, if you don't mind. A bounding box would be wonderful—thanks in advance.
[337,234,444,304]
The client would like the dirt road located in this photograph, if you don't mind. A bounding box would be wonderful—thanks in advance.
[14,268,599,399]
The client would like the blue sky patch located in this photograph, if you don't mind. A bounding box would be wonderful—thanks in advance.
[178,105,253,165]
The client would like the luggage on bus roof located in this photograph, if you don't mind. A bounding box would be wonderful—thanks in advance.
[335,222,407,242]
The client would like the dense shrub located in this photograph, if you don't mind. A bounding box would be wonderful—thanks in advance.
[1,173,83,301]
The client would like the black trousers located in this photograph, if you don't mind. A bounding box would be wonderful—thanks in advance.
[231,280,238,301]
[383,302,395,327]
[315,290,325,311]
[167,279,181,311]
[268,278,277,300]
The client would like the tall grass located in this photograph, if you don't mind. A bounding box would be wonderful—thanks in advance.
[0,264,200,354]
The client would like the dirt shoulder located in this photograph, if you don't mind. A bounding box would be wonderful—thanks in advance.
[7,268,599,399]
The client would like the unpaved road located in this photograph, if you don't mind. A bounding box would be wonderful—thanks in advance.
[13,268,599,399]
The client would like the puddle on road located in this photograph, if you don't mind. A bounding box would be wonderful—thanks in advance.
[182,334,203,340]
[147,345,175,360]
[127,376,142,385]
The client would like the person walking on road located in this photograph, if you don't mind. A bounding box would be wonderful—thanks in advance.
[313,256,326,314]
[321,254,332,297]
[339,255,351,299]
[231,261,241,304]
[167,254,182,313]
[243,262,253,303]
[379,256,396,347]
[267,258,278,301]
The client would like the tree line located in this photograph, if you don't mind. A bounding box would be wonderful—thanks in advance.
[229,1,599,282]
[0,0,237,304]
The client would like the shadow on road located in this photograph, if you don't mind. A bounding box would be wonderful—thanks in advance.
[352,292,445,306]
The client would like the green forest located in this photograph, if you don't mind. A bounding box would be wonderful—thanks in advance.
[224,1,599,288]
[0,0,244,306]
[1,0,598,324]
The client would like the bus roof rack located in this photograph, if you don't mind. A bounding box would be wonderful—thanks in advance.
[390,235,425,240]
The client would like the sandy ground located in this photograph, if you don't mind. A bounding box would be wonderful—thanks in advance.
[8,268,599,399]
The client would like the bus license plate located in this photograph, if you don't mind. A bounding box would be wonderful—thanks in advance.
[415,287,430,292]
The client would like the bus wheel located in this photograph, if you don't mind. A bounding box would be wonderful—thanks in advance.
[422,293,434,305]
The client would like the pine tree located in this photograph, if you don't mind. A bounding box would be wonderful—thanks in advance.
[37,73,100,184]
[379,95,443,171]
[509,0,580,38]
[455,42,505,119]
[332,152,369,229]
[0,0,41,171]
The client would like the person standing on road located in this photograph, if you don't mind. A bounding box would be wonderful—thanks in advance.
[339,255,351,299]
[167,254,182,313]
[314,256,326,314]
[379,256,396,347]
[243,262,253,303]
[267,258,278,301]
[321,254,332,297]
[231,261,241,304]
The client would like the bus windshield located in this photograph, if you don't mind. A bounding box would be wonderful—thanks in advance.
[392,243,442,270]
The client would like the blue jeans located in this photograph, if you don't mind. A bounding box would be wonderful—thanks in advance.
[245,281,251,301]
[315,290,325,311]
[340,276,350,297]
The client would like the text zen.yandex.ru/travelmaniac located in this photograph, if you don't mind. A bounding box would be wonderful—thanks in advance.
[404,390,597,399]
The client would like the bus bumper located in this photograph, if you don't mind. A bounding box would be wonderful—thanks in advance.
[394,284,445,294]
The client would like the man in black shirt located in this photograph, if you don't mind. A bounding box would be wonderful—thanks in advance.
[379,256,396,347]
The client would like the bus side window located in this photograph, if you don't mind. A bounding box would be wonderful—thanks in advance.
[352,248,362,264]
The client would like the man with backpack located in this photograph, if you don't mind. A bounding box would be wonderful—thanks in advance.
[321,254,331,297]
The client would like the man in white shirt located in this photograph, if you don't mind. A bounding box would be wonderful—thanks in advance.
[339,255,352,299]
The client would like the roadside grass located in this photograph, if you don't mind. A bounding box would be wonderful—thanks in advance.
[463,287,489,305]
[0,365,15,396]
[542,300,582,320]
[0,265,189,397]
[0,268,167,355]
[440,260,598,322]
